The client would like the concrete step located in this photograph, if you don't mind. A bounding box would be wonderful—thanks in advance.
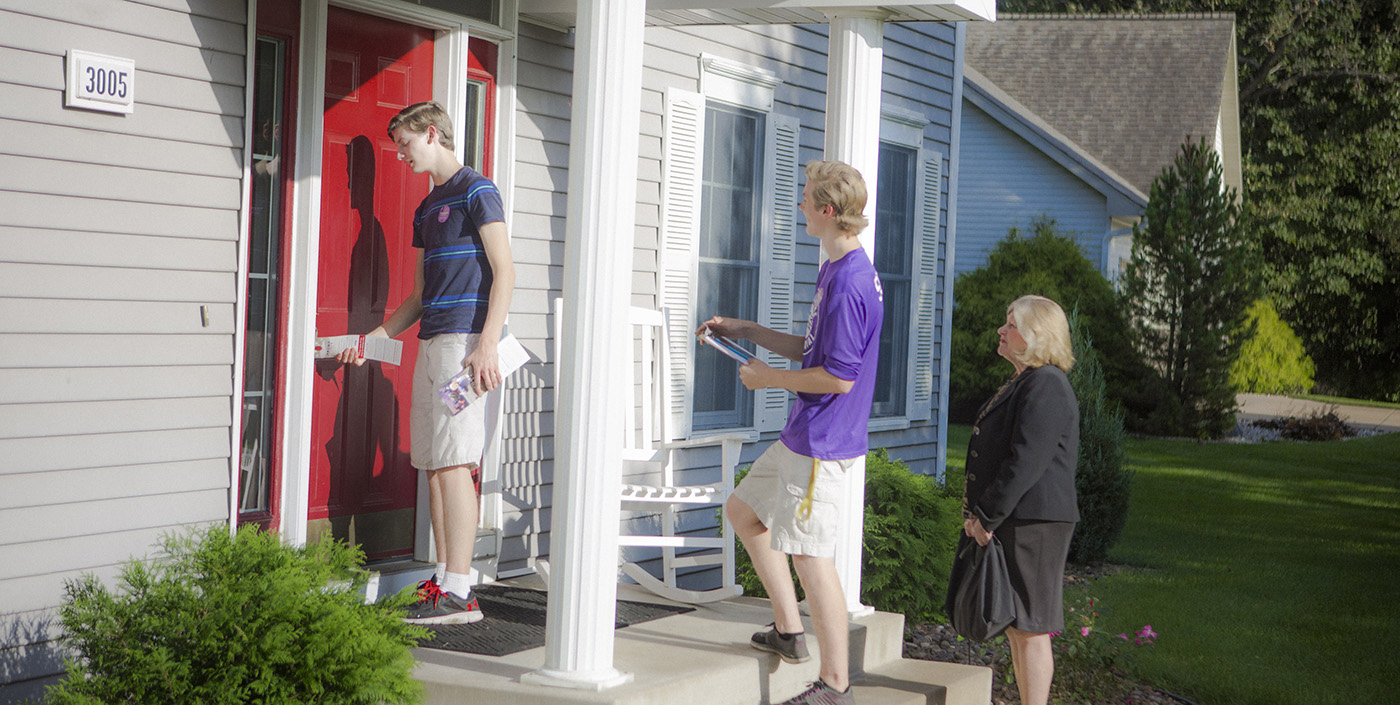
[411,579,991,705]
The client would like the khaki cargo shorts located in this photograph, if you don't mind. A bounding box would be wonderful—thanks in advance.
[731,440,860,558]
[410,333,487,471]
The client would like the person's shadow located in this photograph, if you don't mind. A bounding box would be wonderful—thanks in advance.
[316,135,412,557]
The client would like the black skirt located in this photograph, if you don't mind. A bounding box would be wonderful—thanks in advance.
[997,519,1076,634]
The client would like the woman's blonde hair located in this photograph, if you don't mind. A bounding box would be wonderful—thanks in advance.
[387,101,456,152]
[804,161,869,234]
[1008,295,1075,372]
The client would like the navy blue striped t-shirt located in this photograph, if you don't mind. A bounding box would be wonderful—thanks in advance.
[412,166,505,338]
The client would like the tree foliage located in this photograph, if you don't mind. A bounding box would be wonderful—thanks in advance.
[1000,0,1400,401]
[949,219,1153,428]
[1120,138,1258,438]
[1230,299,1316,395]
[1066,309,1131,564]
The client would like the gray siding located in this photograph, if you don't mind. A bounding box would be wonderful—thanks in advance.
[954,102,1111,276]
[0,0,245,691]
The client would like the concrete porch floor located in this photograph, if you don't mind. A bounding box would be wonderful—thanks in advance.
[409,575,991,705]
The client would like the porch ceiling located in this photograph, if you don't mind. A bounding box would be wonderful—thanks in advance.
[519,0,996,28]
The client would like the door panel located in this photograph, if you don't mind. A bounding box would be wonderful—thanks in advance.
[310,7,434,560]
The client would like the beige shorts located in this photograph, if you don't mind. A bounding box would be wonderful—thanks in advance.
[410,333,487,471]
[731,441,860,557]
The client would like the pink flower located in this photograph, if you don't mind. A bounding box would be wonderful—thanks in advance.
[1137,625,1158,640]
[1080,626,1092,637]
[1116,633,1129,641]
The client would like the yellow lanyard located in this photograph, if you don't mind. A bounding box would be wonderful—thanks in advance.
[797,456,819,521]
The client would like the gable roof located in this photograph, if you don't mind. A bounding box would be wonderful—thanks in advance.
[962,64,1147,216]
[965,13,1237,195]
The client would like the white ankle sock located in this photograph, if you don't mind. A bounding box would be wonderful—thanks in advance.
[441,571,472,599]
[435,563,447,584]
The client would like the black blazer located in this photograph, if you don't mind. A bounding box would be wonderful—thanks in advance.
[965,364,1080,531]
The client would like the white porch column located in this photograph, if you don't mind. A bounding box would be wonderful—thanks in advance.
[824,11,886,617]
[522,0,644,691]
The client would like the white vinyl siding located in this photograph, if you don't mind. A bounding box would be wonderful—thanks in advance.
[0,0,246,692]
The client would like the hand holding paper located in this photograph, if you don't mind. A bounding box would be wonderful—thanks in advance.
[438,334,532,415]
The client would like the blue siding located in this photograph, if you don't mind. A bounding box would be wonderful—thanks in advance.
[954,102,1111,276]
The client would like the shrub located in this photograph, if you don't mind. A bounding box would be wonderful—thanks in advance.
[950,218,1153,430]
[1230,299,1316,395]
[47,524,425,705]
[1067,309,1132,564]
[1250,410,1356,442]
[860,449,964,623]
[1052,592,1157,703]
[732,449,964,623]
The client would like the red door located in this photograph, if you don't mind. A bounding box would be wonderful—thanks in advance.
[310,7,434,560]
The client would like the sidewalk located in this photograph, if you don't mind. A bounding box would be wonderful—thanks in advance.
[1236,393,1400,434]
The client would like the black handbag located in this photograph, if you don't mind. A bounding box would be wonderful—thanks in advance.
[945,534,1016,642]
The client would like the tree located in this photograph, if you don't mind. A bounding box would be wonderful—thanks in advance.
[1120,138,1258,438]
[1229,299,1316,395]
[949,219,1152,428]
[1066,309,1130,564]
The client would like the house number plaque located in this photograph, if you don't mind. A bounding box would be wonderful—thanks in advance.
[66,49,136,114]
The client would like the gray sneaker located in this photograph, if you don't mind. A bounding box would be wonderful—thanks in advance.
[750,623,811,664]
[777,680,855,705]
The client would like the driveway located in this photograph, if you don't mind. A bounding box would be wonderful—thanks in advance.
[1236,393,1400,435]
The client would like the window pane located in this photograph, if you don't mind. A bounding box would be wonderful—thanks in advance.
[872,143,917,417]
[694,262,757,426]
[700,106,764,263]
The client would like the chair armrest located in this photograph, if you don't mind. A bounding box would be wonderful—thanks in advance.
[660,432,749,450]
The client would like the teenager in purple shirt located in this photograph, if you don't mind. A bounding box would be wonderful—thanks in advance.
[699,161,883,705]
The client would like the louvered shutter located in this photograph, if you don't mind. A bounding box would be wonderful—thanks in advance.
[755,113,801,432]
[907,150,942,421]
[660,88,706,439]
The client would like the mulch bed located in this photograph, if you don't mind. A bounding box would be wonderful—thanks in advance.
[902,563,1191,705]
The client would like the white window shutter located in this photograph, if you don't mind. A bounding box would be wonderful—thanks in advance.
[661,88,706,439]
[755,112,800,432]
[907,150,942,422]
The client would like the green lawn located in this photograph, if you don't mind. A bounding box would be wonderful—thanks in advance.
[946,425,1400,705]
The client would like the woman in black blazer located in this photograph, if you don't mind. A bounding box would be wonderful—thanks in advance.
[962,294,1079,705]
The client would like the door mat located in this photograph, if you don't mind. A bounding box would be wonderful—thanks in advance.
[416,584,694,657]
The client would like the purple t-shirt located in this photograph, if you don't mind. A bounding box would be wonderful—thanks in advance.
[412,166,505,339]
[778,247,884,460]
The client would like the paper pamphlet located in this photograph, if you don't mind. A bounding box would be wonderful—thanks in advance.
[697,328,755,364]
[437,333,533,415]
[314,335,404,366]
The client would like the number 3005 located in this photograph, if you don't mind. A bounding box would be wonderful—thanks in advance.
[85,66,128,98]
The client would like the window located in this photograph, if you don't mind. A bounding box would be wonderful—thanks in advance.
[873,142,916,418]
[661,81,797,438]
[240,36,289,519]
[693,104,765,429]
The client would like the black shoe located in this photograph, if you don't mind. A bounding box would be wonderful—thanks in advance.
[750,623,811,664]
[778,680,855,705]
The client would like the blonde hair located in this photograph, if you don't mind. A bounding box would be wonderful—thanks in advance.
[804,161,869,234]
[1008,295,1075,372]
[387,101,455,152]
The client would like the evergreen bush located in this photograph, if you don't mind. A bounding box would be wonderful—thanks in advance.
[1230,299,1316,395]
[1067,309,1132,564]
[47,524,425,705]
[731,450,963,623]
[950,218,1153,429]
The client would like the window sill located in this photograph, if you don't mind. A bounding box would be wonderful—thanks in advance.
[867,417,911,433]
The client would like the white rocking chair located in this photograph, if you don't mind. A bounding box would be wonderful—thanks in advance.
[555,299,745,604]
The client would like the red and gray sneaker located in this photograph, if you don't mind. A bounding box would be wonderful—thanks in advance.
[403,582,484,625]
[777,680,855,705]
